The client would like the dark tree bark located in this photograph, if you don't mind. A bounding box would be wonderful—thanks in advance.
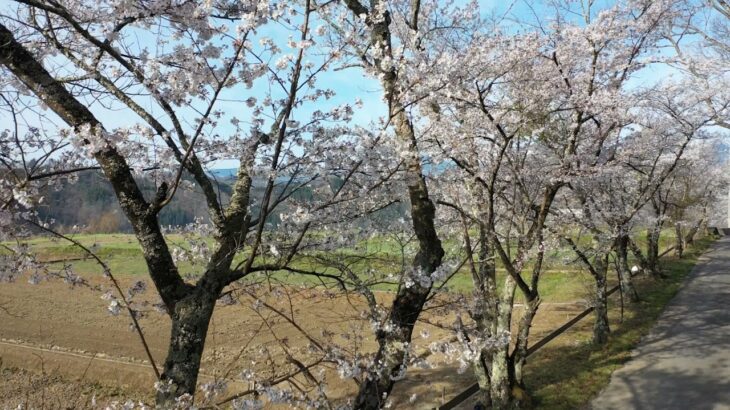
[627,237,650,276]
[0,23,191,309]
[616,235,639,302]
[511,295,540,392]
[157,289,218,402]
[352,127,444,410]
[646,225,663,277]
[592,257,611,345]
[684,218,704,247]
[341,2,445,408]
[674,222,685,258]
[0,22,263,407]
[0,23,208,402]
[563,235,611,345]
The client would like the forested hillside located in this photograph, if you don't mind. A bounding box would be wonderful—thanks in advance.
[36,170,405,233]
[36,171,230,232]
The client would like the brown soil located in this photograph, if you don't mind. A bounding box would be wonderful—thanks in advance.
[0,276,586,408]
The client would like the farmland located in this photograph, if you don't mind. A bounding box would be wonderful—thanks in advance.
[0,232,709,408]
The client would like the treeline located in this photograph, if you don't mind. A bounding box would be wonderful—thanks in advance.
[35,171,224,232]
[36,171,406,233]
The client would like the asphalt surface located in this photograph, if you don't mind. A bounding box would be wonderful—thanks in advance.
[591,237,730,410]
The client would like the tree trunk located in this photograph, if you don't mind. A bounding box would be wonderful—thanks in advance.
[468,258,519,410]
[511,295,540,407]
[684,219,703,247]
[592,257,610,345]
[674,222,684,258]
[616,235,639,302]
[627,238,650,276]
[156,289,218,406]
[512,296,540,387]
[646,226,662,278]
[344,4,445,406]
[489,347,514,410]
[352,111,444,410]
[470,259,540,409]
[460,212,505,408]
[472,355,493,408]
[340,4,445,407]
[489,275,517,409]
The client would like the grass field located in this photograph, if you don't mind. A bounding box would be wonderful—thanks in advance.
[7,229,681,300]
[0,230,705,409]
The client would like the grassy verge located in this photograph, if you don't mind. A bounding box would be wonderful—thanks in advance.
[524,235,716,409]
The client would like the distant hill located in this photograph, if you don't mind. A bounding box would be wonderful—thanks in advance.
[207,168,238,180]
[37,171,233,233]
[34,168,406,234]
[210,161,454,180]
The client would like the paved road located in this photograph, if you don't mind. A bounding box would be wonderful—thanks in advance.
[591,237,730,410]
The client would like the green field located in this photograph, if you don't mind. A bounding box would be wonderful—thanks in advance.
[4,228,682,304]
[0,229,709,409]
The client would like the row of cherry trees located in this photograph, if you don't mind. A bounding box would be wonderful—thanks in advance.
[0,0,728,409]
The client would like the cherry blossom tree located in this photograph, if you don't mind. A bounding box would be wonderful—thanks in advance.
[1,0,728,408]
[0,0,371,405]
[649,140,729,259]
[321,0,724,407]
[419,0,699,405]
[669,0,730,128]
[322,1,452,407]
[557,78,720,344]
[416,27,567,406]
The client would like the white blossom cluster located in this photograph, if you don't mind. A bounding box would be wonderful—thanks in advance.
[0,0,728,408]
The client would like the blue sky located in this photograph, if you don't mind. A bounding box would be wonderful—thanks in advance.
[0,0,700,170]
